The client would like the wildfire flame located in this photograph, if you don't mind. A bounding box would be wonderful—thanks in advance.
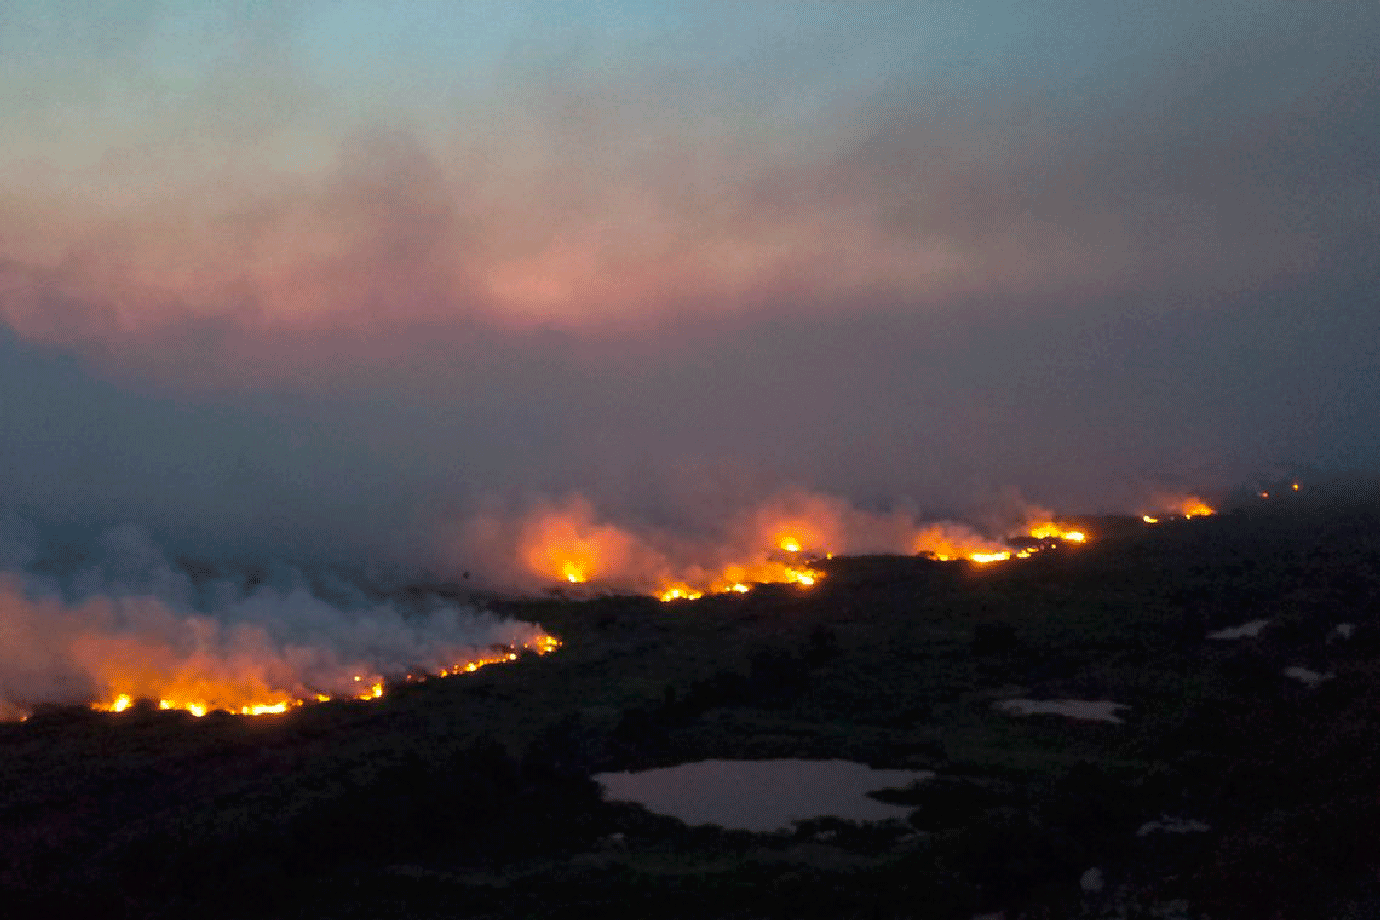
[88,635,560,719]
[1143,496,1215,521]
[911,522,1014,564]
[1025,522,1087,543]
[465,487,1211,607]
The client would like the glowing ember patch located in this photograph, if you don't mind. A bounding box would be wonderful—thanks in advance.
[1292,483,1300,491]
[74,634,561,721]
[1026,522,1087,542]
[1260,491,1270,499]
[1145,497,1214,520]
[658,586,704,602]
[913,523,1008,563]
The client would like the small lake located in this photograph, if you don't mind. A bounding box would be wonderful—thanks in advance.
[595,759,932,832]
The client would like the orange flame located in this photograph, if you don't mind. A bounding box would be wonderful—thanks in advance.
[1143,496,1215,521]
[84,635,560,720]
[470,489,1131,601]
[911,523,1010,563]
[1025,522,1088,543]
[1178,499,1215,517]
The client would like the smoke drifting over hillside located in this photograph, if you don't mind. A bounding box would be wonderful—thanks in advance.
[0,520,545,720]
[447,487,1083,597]
[0,4,1375,568]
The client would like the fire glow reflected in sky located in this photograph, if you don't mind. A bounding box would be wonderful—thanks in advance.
[497,490,1174,600]
[2,492,1218,723]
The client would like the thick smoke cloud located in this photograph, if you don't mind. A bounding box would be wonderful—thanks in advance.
[446,486,1068,596]
[0,518,544,720]
[0,3,1375,566]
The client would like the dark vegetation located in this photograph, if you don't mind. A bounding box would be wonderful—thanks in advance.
[3,486,1380,917]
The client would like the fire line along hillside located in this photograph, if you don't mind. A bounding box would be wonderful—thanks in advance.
[2,482,1379,919]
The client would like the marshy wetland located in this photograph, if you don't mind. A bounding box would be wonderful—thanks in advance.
[3,488,1379,918]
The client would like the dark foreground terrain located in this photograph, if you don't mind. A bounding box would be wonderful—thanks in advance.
[4,488,1380,918]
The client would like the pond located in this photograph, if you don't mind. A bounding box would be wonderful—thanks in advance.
[995,699,1128,723]
[595,758,932,832]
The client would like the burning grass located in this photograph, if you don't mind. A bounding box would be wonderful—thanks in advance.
[0,561,561,722]
[1142,496,1216,523]
[5,492,1379,920]
[463,490,1107,602]
[85,634,560,720]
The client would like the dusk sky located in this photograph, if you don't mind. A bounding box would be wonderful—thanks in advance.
[1,1,1377,567]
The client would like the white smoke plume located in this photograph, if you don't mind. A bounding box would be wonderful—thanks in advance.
[445,487,1037,596]
[0,518,547,720]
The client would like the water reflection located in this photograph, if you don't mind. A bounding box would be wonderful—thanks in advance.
[596,759,932,832]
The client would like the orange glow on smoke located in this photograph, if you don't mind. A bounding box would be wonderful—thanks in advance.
[493,488,1201,602]
[517,498,643,587]
[1143,496,1215,521]
[87,635,560,720]
[1025,522,1087,543]
[503,496,831,602]
[911,523,1010,564]
[1178,499,1215,517]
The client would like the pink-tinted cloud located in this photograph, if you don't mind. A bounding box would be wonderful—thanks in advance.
[0,67,1339,393]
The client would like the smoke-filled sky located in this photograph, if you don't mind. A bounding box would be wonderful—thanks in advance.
[2,1,1377,567]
